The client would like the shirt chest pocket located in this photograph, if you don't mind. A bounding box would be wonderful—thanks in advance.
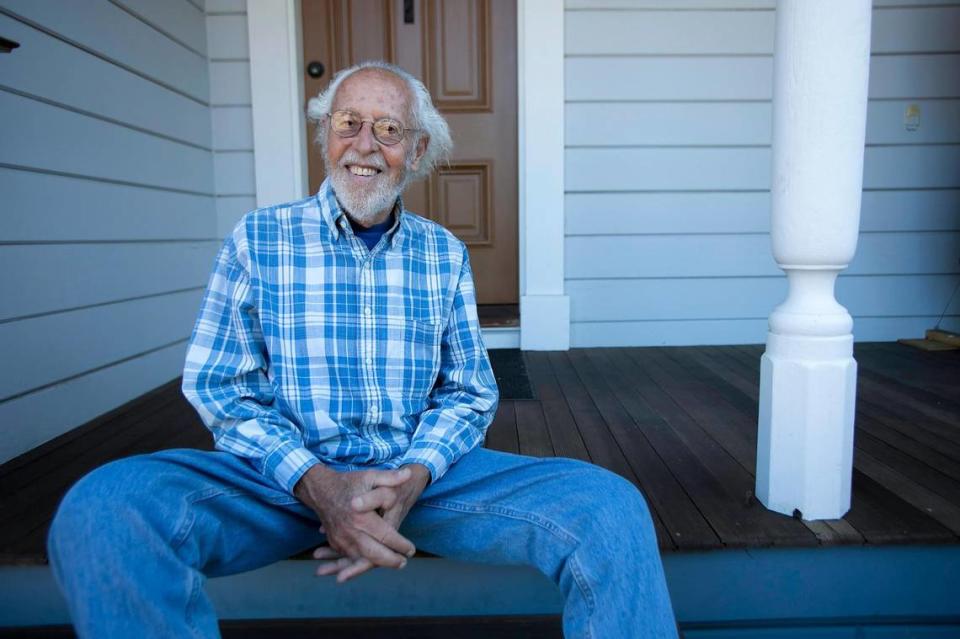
[384,301,443,349]
[381,319,443,398]
[383,294,445,385]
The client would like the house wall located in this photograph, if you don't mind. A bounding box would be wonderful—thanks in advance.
[207,0,256,237]
[564,0,960,346]
[0,0,224,463]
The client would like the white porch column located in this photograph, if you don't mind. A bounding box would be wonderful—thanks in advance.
[518,0,570,351]
[757,0,872,520]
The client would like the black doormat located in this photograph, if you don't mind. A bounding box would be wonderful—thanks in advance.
[488,349,536,400]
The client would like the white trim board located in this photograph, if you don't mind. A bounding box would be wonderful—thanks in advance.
[244,0,571,351]
[518,0,569,350]
[482,327,522,350]
[246,0,308,207]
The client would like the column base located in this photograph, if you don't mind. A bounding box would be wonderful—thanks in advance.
[520,295,570,351]
[756,331,857,520]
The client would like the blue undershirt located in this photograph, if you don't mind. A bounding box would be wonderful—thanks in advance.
[349,213,395,251]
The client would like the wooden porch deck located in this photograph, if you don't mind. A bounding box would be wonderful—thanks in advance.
[1,342,959,564]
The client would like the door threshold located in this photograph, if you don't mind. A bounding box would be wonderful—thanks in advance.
[479,304,519,328]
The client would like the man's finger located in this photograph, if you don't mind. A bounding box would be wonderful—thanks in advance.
[316,557,354,576]
[352,486,399,512]
[313,546,341,560]
[364,468,410,489]
[336,557,378,584]
[358,530,407,568]
[382,503,403,529]
[381,504,416,554]
[359,517,416,558]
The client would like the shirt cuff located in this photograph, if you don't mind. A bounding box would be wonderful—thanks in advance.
[398,443,451,486]
[262,441,322,494]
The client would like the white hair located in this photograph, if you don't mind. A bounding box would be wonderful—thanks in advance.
[305,60,453,182]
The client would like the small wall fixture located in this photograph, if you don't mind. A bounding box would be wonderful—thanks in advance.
[1,36,20,53]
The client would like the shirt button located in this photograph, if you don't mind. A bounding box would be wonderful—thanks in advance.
[365,356,373,365]
[364,306,372,316]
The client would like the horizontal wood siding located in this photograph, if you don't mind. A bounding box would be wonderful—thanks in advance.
[564,1,960,346]
[207,0,255,237]
[0,0,208,102]
[0,0,217,463]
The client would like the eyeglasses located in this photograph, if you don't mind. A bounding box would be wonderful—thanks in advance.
[327,110,418,146]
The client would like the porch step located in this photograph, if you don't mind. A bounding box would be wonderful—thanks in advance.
[3,546,960,636]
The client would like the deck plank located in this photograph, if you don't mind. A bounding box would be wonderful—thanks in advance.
[545,351,675,550]
[484,401,519,454]
[639,347,819,546]
[607,348,817,548]
[523,353,591,463]
[571,349,720,550]
[853,448,960,536]
[0,399,207,561]
[855,344,960,403]
[0,398,195,529]
[844,470,957,544]
[855,430,960,504]
[856,396,960,462]
[514,401,555,458]
[0,380,182,481]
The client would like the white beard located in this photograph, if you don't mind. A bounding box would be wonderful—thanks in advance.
[326,151,408,226]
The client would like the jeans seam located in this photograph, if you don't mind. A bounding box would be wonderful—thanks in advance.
[418,498,582,546]
[569,550,596,639]
[170,508,196,553]
[185,569,204,638]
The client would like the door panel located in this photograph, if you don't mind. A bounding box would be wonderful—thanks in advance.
[301,0,518,304]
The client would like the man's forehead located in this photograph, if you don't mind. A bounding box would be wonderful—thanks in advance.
[333,69,412,113]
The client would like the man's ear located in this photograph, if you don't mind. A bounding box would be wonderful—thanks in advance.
[409,134,429,171]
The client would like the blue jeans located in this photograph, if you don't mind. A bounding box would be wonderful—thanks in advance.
[48,446,678,638]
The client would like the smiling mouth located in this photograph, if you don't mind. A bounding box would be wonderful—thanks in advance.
[347,165,382,177]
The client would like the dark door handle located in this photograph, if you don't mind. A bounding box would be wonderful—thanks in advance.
[307,61,325,79]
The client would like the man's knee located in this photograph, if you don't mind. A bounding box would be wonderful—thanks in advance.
[541,458,655,535]
[48,456,167,561]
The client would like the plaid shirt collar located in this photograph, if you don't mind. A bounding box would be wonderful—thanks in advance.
[314,177,408,249]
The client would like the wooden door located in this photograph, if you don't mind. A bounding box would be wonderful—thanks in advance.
[301,0,518,304]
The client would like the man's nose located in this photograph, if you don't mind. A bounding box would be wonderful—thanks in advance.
[353,121,379,154]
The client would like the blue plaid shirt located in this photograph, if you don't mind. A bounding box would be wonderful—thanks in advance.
[182,179,499,493]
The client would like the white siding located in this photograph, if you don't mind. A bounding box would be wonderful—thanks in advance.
[564,1,960,347]
[206,0,256,236]
[0,0,218,463]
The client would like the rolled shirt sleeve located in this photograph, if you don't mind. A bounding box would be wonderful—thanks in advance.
[181,229,320,494]
[398,250,500,484]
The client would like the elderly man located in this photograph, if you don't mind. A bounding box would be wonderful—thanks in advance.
[48,61,678,638]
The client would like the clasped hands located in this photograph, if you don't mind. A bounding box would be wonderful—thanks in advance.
[293,462,430,583]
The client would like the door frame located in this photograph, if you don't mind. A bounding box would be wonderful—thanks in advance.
[246,0,569,350]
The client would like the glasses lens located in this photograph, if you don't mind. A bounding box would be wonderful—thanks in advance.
[330,111,360,137]
[373,118,404,145]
